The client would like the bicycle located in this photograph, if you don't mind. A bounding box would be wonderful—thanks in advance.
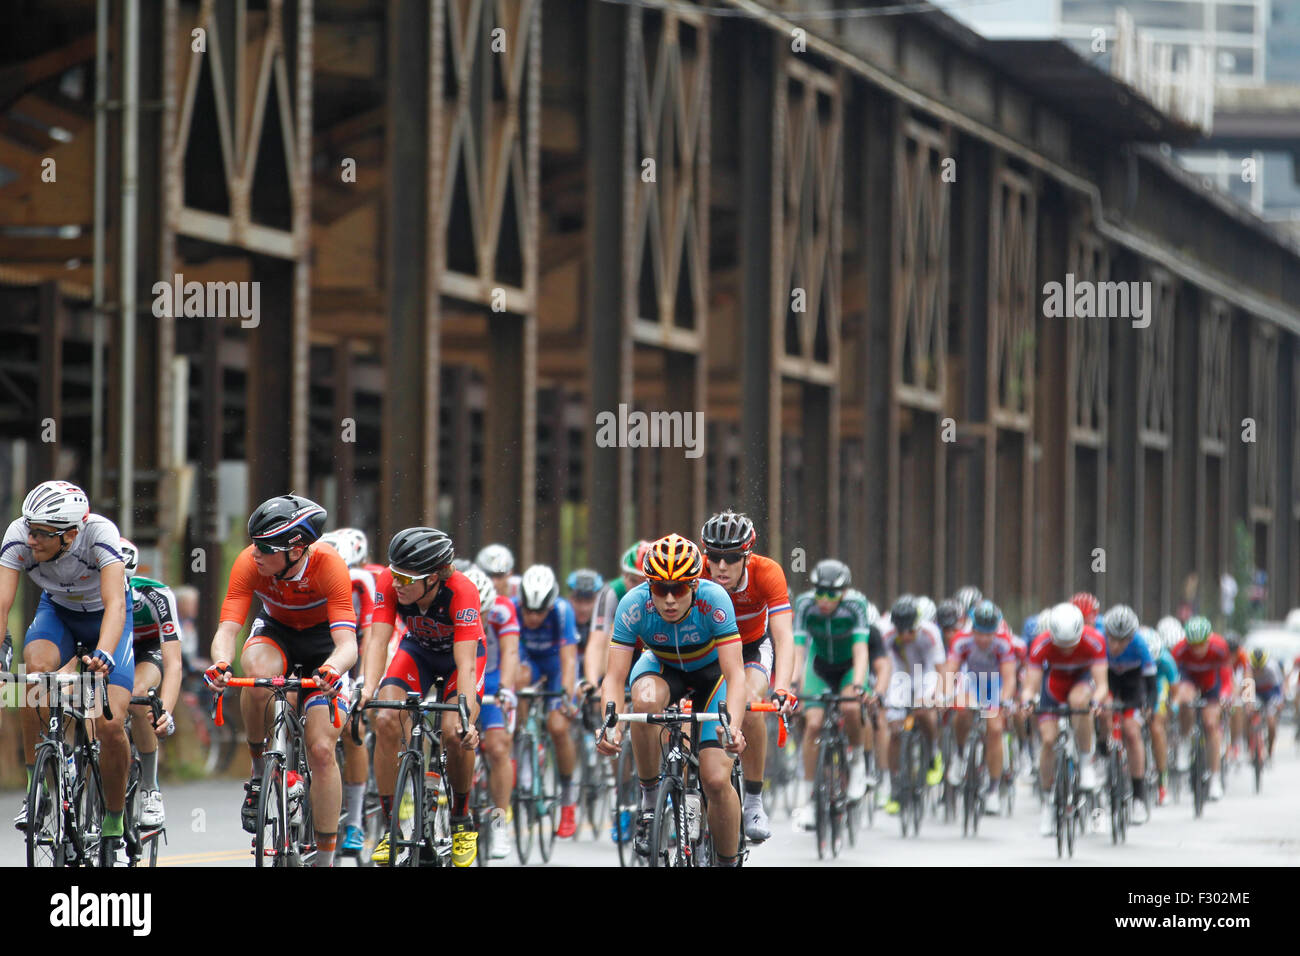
[1034,705,1091,859]
[1247,701,1267,794]
[1185,697,1216,819]
[959,709,990,837]
[123,687,169,867]
[17,657,110,867]
[365,681,469,867]
[805,692,853,859]
[609,694,644,867]
[511,682,566,864]
[335,688,385,866]
[215,673,342,867]
[576,688,614,840]
[893,706,933,839]
[1099,706,1130,845]
[600,699,747,867]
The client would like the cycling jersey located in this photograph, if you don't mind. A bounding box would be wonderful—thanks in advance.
[610,579,740,672]
[129,575,181,647]
[877,617,946,673]
[792,588,874,666]
[1251,660,1284,697]
[513,596,577,660]
[347,567,377,632]
[1028,627,1106,705]
[948,631,1015,677]
[219,545,357,636]
[592,580,623,638]
[1107,632,1157,677]
[0,514,126,612]
[371,568,485,658]
[483,593,518,675]
[1170,635,1232,698]
[702,552,791,644]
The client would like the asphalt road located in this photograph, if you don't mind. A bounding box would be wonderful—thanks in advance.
[3,733,1298,866]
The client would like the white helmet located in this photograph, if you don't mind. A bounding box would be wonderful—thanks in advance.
[476,544,515,576]
[519,564,558,613]
[462,564,497,613]
[22,480,89,531]
[915,595,937,626]
[320,528,367,568]
[1156,615,1182,652]
[119,538,140,575]
[1047,602,1085,649]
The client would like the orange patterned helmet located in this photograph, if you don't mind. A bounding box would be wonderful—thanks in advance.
[642,533,704,583]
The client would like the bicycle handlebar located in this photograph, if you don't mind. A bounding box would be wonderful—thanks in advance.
[214,677,342,729]
[129,687,166,725]
[746,701,787,747]
[365,692,471,740]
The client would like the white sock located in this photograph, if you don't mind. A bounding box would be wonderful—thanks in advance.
[344,783,365,830]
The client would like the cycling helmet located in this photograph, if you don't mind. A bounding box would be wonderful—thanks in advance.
[1184,615,1211,645]
[22,480,89,531]
[1047,602,1085,649]
[1248,647,1268,669]
[451,557,473,572]
[1225,631,1243,652]
[476,544,515,576]
[247,494,327,551]
[890,595,918,632]
[1022,615,1040,641]
[1136,626,1160,655]
[1071,591,1100,620]
[462,564,498,613]
[320,527,367,568]
[388,527,455,575]
[916,595,937,625]
[810,559,851,590]
[620,540,652,576]
[936,600,962,630]
[971,600,1002,633]
[119,538,139,575]
[1104,604,1139,641]
[642,534,703,582]
[520,565,559,613]
[954,586,982,615]
[567,568,604,596]
[700,510,756,552]
[1156,616,1182,650]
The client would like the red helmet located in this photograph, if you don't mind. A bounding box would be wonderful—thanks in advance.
[1071,591,1100,620]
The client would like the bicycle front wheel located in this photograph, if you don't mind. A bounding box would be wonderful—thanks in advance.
[613,744,639,867]
[26,747,63,867]
[390,752,424,867]
[254,763,285,867]
[649,776,685,867]
[813,742,831,859]
[512,735,536,864]
[75,752,106,867]
[536,737,558,863]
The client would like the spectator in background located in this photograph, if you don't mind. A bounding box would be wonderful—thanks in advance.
[1177,572,1199,623]
[1220,571,1238,619]
[1249,570,1268,617]
[172,584,201,669]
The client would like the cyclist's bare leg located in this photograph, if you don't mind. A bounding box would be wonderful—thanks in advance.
[800,708,825,782]
[484,727,512,809]
[238,642,284,772]
[1205,700,1223,774]
[305,702,344,828]
[371,683,413,797]
[130,660,163,759]
[628,674,670,782]
[886,720,903,774]
[547,708,576,778]
[739,665,769,791]
[954,708,973,752]
[19,640,62,764]
[1038,716,1060,790]
[1068,683,1094,755]
[442,705,479,800]
[1151,711,1168,773]
[842,693,865,750]
[1175,682,1196,736]
[700,748,740,857]
[1123,713,1144,778]
[94,684,132,814]
[986,712,1005,779]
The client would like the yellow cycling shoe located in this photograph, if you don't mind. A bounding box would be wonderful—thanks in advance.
[451,819,477,867]
[371,834,391,865]
[925,754,944,787]
[885,800,901,815]
[397,793,414,825]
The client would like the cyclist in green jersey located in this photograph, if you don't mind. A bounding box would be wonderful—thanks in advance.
[790,559,891,832]
[582,540,649,688]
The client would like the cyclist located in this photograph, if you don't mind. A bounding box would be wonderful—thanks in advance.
[476,543,519,602]
[584,540,649,687]
[360,527,483,866]
[204,494,357,867]
[943,600,1017,815]
[1169,615,1231,802]
[318,528,378,857]
[878,594,946,814]
[1072,591,1102,631]
[1100,604,1157,824]
[915,595,938,628]
[953,586,982,624]
[789,559,890,831]
[464,563,519,857]
[1150,617,1183,804]
[1225,632,1250,764]
[512,564,581,838]
[567,568,603,655]
[1246,648,1283,760]
[595,534,748,866]
[119,539,182,830]
[1019,601,1108,837]
[1,481,134,861]
[700,509,794,844]
[935,600,962,652]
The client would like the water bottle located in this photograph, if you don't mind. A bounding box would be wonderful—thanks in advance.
[684,792,701,841]
[286,771,304,824]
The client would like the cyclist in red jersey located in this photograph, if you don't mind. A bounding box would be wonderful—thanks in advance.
[1169,615,1231,801]
[359,527,484,866]
[205,495,358,867]
[700,510,794,845]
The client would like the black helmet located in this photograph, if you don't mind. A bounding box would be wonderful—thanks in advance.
[891,595,918,631]
[936,599,962,630]
[388,527,455,574]
[810,559,851,590]
[972,600,1002,633]
[248,494,327,551]
[701,509,756,551]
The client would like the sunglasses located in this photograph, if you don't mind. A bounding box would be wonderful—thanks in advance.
[814,589,843,601]
[26,525,66,541]
[704,548,747,565]
[253,541,291,555]
[649,581,694,598]
[389,567,430,587]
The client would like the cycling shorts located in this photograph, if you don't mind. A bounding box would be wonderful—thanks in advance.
[1256,685,1283,715]
[1108,668,1146,713]
[480,669,506,732]
[134,637,164,675]
[802,655,855,706]
[743,631,774,683]
[628,652,729,750]
[1037,674,1094,719]
[381,635,486,701]
[26,591,135,693]
[247,615,350,714]
[518,647,565,714]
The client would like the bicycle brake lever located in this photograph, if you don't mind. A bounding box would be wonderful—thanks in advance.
[457,694,470,740]
[213,692,225,727]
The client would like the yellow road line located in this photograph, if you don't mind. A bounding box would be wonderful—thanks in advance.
[157,848,250,866]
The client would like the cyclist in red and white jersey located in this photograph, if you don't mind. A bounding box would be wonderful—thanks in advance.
[1169,615,1231,801]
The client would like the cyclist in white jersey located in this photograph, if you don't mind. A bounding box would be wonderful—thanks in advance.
[876,595,946,813]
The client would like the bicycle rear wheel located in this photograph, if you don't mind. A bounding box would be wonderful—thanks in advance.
[26,747,63,867]
[613,744,639,867]
[512,735,535,864]
[536,736,558,862]
[649,776,685,867]
[389,752,423,867]
[813,741,831,859]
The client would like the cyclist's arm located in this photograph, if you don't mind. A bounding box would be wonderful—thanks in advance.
[146,585,185,712]
[599,642,634,721]
[1089,660,1109,704]
[452,636,481,723]
[769,611,795,692]
[583,627,607,686]
[850,637,868,691]
[209,620,243,668]
[718,637,747,738]
[96,560,127,657]
[1020,664,1042,704]
[361,621,393,700]
[159,639,183,715]
[560,642,577,698]
[499,628,519,693]
[998,658,1017,704]
[868,630,890,697]
[0,565,18,642]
